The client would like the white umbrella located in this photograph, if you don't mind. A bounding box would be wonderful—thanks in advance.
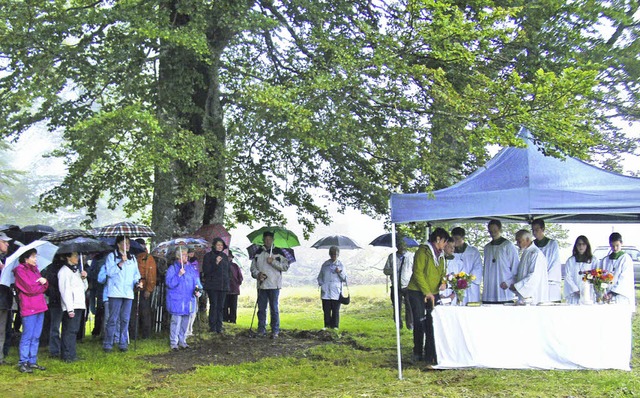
[0,240,58,286]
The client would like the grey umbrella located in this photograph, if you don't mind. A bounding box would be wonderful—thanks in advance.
[311,235,362,250]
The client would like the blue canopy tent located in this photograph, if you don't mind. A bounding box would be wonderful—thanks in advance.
[386,127,640,378]
[391,128,640,225]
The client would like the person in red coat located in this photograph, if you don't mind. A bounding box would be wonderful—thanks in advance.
[13,248,49,373]
[224,253,243,324]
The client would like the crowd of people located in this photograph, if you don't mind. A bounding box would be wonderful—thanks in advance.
[383,221,636,365]
[0,220,635,372]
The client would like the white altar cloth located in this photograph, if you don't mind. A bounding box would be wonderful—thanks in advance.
[433,304,632,370]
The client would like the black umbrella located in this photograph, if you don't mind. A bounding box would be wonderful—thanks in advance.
[21,224,55,244]
[311,235,362,250]
[55,237,113,255]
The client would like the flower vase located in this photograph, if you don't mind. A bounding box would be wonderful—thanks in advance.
[595,288,605,304]
[456,290,465,306]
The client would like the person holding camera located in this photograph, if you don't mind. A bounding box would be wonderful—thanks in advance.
[250,231,290,338]
[317,246,347,330]
[166,248,201,350]
[202,238,230,334]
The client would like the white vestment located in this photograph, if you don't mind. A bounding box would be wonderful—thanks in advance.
[600,252,636,308]
[535,238,562,301]
[563,255,596,305]
[482,238,519,302]
[513,244,549,304]
[451,244,482,304]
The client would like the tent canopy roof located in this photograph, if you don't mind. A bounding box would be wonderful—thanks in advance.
[390,128,640,224]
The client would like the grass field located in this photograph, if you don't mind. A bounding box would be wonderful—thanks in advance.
[1,284,638,397]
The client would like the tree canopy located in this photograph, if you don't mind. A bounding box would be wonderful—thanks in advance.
[1,0,638,240]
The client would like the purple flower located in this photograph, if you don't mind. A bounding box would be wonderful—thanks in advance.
[456,279,468,289]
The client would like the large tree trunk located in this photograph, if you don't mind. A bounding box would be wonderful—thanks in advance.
[151,1,232,240]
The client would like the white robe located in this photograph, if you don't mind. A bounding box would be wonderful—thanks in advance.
[482,238,519,302]
[563,255,596,305]
[535,238,562,301]
[451,244,483,304]
[600,252,636,308]
[513,244,549,304]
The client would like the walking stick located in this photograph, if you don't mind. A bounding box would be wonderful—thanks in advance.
[248,280,261,337]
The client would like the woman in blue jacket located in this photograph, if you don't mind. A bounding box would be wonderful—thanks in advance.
[166,248,201,350]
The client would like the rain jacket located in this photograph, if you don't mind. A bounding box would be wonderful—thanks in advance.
[43,261,63,309]
[228,261,243,295]
[202,249,230,292]
[250,246,290,290]
[105,250,140,299]
[317,259,347,300]
[58,264,89,312]
[13,262,48,317]
[136,252,157,294]
[165,261,201,316]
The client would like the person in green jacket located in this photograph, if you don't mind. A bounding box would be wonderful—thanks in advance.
[406,227,449,364]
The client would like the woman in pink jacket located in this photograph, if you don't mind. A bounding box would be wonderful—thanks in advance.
[13,248,48,373]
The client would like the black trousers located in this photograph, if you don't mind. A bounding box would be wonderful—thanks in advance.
[61,309,83,361]
[321,299,341,329]
[224,294,238,323]
[407,290,439,363]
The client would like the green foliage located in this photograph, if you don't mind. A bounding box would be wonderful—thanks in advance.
[0,1,638,237]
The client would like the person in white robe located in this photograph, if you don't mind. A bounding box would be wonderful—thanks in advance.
[482,220,519,303]
[511,230,549,304]
[563,235,596,305]
[451,227,482,304]
[531,219,562,302]
[601,232,636,308]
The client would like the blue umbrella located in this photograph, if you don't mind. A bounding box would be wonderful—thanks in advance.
[369,233,419,248]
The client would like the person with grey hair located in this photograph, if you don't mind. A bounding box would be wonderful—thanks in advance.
[509,229,549,304]
[317,246,347,330]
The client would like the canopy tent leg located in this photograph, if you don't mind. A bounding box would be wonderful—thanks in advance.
[391,223,403,380]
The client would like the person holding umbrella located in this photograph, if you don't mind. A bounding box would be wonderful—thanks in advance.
[13,248,49,373]
[317,246,347,330]
[58,251,88,362]
[250,231,290,338]
[166,248,201,350]
[103,236,142,353]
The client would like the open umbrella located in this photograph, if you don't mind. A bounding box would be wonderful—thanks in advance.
[311,235,362,250]
[98,237,146,256]
[56,237,113,254]
[247,226,301,249]
[246,244,297,264]
[92,221,155,238]
[22,224,55,244]
[370,233,420,248]
[0,240,58,286]
[42,229,96,243]
[151,237,210,259]
[192,224,231,248]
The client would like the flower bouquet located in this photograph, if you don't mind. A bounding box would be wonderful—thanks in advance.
[447,271,476,306]
[582,268,614,303]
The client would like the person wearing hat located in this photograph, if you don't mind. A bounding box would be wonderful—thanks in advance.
[129,238,157,340]
[0,232,14,365]
[250,231,290,338]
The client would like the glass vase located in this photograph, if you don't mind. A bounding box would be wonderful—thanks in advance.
[456,290,465,306]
